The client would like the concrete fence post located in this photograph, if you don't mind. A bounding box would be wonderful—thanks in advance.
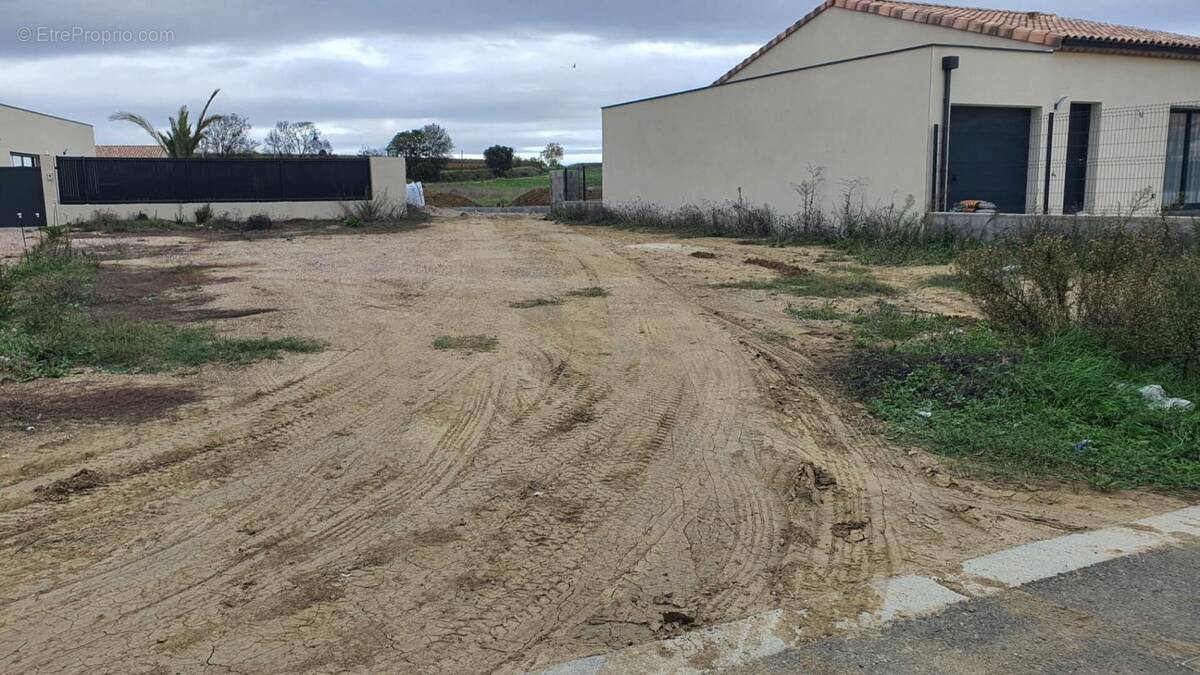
[550,170,565,204]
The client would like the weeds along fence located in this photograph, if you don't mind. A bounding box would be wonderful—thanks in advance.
[552,173,928,246]
[56,156,373,204]
[953,101,1200,217]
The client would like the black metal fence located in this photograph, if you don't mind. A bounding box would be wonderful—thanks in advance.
[941,101,1199,216]
[56,156,372,205]
[561,165,602,202]
[1033,101,1200,216]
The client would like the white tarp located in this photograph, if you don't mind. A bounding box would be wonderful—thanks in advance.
[406,182,425,208]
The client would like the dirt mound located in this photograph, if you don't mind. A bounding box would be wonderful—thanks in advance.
[511,187,552,207]
[745,257,812,277]
[34,469,106,502]
[425,191,479,208]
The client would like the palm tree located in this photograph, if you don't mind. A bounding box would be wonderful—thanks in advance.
[109,89,224,158]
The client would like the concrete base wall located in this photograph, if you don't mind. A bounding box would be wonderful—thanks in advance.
[38,155,407,226]
[926,211,1199,241]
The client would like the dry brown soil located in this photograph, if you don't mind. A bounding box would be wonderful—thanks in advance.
[0,217,1185,674]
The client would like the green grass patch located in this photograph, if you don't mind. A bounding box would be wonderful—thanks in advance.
[2,321,323,378]
[0,229,323,381]
[510,297,565,309]
[718,272,898,298]
[433,335,499,353]
[851,302,959,342]
[426,167,601,206]
[785,301,847,321]
[922,273,966,291]
[844,324,1200,490]
[565,286,610,298]
[830,237,960,266]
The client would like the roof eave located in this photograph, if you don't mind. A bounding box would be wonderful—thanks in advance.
[1059,37,1200,61]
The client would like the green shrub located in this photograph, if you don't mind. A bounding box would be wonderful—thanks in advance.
[337,193,405,223]
[194,204,214,225]
[956,222,1200,375]
[243,213,272,231]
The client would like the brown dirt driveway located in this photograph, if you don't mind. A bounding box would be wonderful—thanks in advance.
[0,215,1185,674]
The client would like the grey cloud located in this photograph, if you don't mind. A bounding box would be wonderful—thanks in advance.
[3,0,1197,57]
[2,1,1197,161]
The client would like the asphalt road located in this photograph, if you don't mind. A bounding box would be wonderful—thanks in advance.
[736,544,1200,674]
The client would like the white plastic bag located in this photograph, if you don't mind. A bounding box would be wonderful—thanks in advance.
[406,182,426,208]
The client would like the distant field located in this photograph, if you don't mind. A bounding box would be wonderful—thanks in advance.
[424,167,602,207]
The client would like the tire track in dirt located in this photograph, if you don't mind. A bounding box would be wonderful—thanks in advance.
[0,216,1184,675]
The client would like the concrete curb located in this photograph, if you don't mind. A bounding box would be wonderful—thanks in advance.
[538,505,1200,674]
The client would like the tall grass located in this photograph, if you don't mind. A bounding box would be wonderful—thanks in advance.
[552,167,964,265]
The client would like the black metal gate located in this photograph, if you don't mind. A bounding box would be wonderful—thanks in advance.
[0,167,46,227]
[947,105,1032,213]
[1063,103,1093,214]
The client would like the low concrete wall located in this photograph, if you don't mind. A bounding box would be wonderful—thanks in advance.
[926,211,1199,241]
[39,155,407,226]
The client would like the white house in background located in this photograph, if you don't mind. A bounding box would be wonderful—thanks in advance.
[603,0,1200,216]
[0,103,96,167]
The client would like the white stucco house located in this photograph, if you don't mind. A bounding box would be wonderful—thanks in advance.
[602,1,1200,216]
[0,103,96,227]
[0,103,96,167]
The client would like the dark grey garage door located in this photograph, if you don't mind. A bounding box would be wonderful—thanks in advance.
[947,106,1032,213]
[0,167,46,227]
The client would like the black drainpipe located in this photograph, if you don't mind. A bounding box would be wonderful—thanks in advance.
[938,55,959,212]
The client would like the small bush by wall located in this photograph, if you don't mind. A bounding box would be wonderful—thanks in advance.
[336,193,406,222]
[956,221,1200,375]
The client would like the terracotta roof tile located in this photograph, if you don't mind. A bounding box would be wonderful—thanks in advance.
[94,144,166,158]
[714,1,1200,85]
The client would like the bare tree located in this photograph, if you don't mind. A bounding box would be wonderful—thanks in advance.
[264,121,333,155]
[199,113,259,156]
[540,142,564,167]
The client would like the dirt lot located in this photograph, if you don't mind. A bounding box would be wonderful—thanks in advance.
[0,216,1186,674]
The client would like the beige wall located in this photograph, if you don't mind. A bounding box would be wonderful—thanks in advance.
[728,8,1041,82]
[0,104,95,164]
[42,156,407,225]
[604,30,1200,217]
[603,47,937,214]
[927,48,1200,214]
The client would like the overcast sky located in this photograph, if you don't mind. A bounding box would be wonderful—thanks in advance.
[3,1,1197,162]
